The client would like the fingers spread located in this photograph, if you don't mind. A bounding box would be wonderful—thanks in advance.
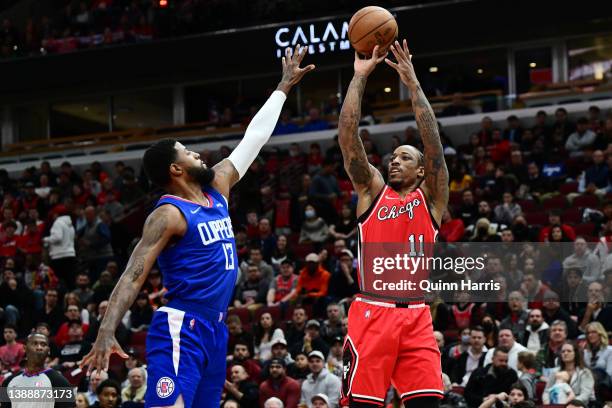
[403,38,410,55]
[385,58,399,70]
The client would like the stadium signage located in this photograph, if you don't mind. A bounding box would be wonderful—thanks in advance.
[274,20,350,58]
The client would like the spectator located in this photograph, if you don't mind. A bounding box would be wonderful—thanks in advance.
[519,308,549,354]
[121,367,146,403]
[225,364,259,408]
[561,267,589,318]
[239,247,274,286]
[285,307,308,347]
[499,291,529,336]
[539,210,576,242]
[257,217,277,262]
[253,312,284,361]
[503,115,523,143]
[309,159,340,224]
[532,110,551,140]
[478,382,530,408]
[299,205,329,245]
[541,291,578,338]
[0,324,24,371]
[270,235,294,271]
[328,204,356,242]
[517,352,538,400]
[537,319,569,377]
[464,348,518,408]
[320,303,344,343]
[300,351,341,408]
[327,249,358,304]
[75,392,90,408]
[0,270,32,331]
[77,206,114,279]
[54,304,90,347]
[566,117,597,157]
[129,291,153,332]
[520,270,551,310]
[583,322,612,392]
[273,109,299,135]
[91,379,121,408]
[229,341,261,384]
[441,93,474,117]
[287,351,310,381]
[290,319,329,359]
[584,149,609,194]
[56,320,92,374]
[525,162,552,199]
[42,205,76,290]
[84,371,110,405]
[302,108,329,132]
[33,288,64,335]
[264,397,284,408]
[258,358,300,408]
[227,315,254,357]
[488,129,511,164]
[562,237,602,284]
[542,342,595,404]
[493,192,522,226]
[553,107,576,138]
[234,263,269,312]
[439,208,465,242]
[579,281,612,331]
[262,337,294,378]
[483,329,529,374]
[450,326,488,386]
[458,189,479,227]
[294,253,331,306]
[267,259,298,307]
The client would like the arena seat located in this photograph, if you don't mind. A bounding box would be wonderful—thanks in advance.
[524,211,549,226]
[561,208,582,224]
[573,222,595,236]
[542,195,567,210]
[559,182,578,195]
[517,199,539,213]
[572,194,599,208]
[227,307,250,325]
[535,380,547,403]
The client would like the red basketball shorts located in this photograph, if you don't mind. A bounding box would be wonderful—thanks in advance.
[341,298,444,407]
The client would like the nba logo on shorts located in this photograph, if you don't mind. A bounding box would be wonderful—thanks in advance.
[189,318,195,330]
[156,377,175,398]
[365,310,371,319]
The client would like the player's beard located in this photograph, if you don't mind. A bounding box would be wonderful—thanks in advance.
[187,165,216,186]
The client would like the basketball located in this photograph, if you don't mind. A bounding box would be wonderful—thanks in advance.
[348,6,398,57]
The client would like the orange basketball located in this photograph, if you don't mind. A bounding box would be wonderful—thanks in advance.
[348,6,398,57]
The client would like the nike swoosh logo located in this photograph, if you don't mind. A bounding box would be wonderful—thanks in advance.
[190,207,201,214]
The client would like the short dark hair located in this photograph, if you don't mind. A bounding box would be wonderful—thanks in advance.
[517,351,536,369]
[96,379,121,397]
[577,117,589,125]
[142,139,178,187]
[3,323,17,332]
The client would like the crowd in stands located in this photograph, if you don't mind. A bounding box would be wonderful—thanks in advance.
[0,103,611,407]
[0,0,393,59]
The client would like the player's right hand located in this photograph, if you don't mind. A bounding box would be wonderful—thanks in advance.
[354,45,387,77]
[79,333,128,376]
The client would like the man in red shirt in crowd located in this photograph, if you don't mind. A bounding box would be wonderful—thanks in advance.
[0,324,25,371]
[17,219,43,257]
[259,358,300,408]
[54,305,90,347]
[0,221,17,258]
[487,129,511,164]
[267,259,298,307]
[439,208,465,242]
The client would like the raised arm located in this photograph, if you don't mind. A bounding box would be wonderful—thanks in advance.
[212,45,315,199]
[338,46,386,218]
[80,204,185,375]
[385,40,449,225]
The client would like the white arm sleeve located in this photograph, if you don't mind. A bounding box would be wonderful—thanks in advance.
[227,90,287,179]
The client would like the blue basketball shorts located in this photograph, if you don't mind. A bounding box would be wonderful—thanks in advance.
[144,305,228,408]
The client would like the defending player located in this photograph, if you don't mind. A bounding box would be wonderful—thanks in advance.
[80,45,314,408]
[338,41,449,408]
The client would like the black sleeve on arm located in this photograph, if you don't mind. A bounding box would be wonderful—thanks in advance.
[45,369,75,408]
[0,374,13,408]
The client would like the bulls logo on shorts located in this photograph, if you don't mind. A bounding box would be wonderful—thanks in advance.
[156,377,175,398]
[341,337,358,398]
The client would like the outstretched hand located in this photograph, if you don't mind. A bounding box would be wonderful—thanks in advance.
[79,332,128,377]
[354,45,387,78]
[385,39,418,89]
[277,45,315,94]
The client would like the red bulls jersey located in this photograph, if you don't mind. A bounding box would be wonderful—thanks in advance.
[356,185,438,302]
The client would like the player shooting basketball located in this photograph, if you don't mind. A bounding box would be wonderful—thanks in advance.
[338,40,449,408]
[80,45,314,408]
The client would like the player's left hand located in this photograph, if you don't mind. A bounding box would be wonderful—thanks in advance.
[385,39,418,89]
[277,45,315,94]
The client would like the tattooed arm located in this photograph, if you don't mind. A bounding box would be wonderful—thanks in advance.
[338,47,386,218]
[385,40,449,225]
[80,204,186,375]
